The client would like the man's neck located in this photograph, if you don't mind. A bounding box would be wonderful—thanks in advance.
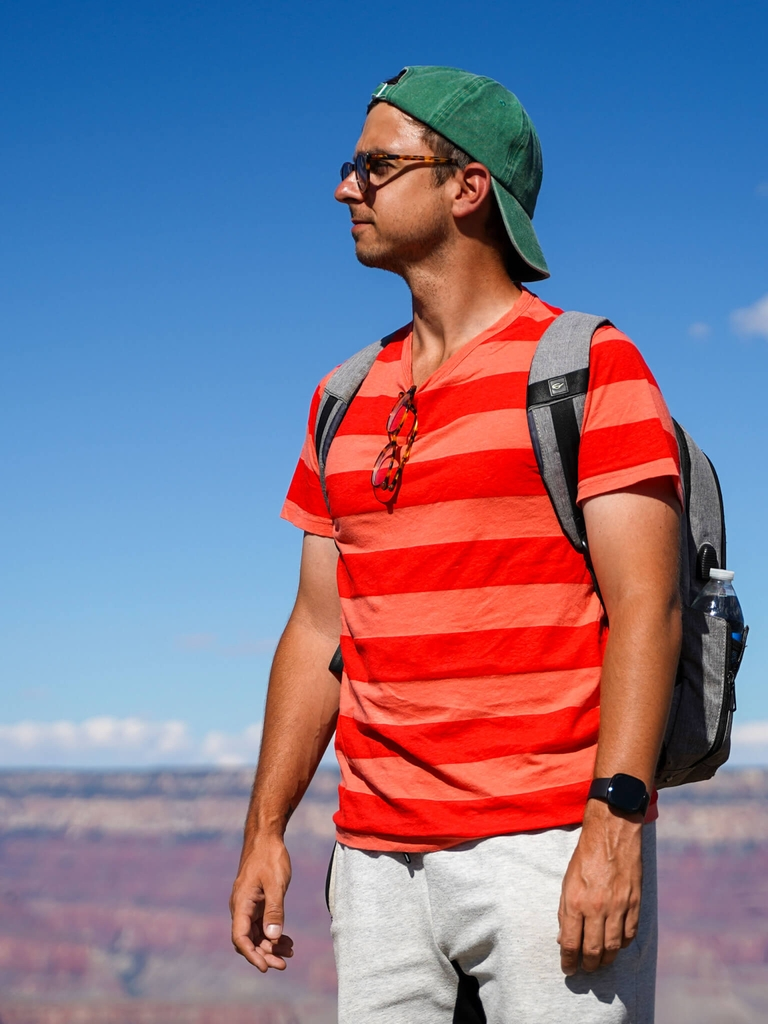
[406,254,523,387]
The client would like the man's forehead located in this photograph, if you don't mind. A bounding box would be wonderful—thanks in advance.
[353,102,424,154]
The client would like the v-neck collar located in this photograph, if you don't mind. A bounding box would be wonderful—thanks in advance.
[401,288,536,392]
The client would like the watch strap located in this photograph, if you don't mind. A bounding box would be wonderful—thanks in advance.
[588,777,612,802]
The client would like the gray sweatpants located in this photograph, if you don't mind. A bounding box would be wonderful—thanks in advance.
[329,824,657,1024]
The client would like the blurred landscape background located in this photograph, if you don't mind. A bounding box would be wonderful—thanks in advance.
[1,767,768,1024]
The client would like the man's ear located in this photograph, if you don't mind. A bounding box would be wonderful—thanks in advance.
[450,163,493,220]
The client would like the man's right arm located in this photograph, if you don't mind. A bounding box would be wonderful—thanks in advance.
[230,531,341,973]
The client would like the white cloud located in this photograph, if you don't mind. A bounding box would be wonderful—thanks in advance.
[729,719,768,766]
[756,182,768,197]
[201,723,263,766]
[731,294,768,339]
[175,633,218,652]
[0,717,264,767]
[173,633,276,656]
[688,322,711,339]
[9,713,761,770]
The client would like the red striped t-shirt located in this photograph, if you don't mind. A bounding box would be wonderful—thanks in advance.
[282,289,681,852]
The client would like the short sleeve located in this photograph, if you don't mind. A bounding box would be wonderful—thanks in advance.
[280,374,336,538]
[577,326,683,507]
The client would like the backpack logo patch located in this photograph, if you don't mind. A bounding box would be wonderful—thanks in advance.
[548,376,568,397]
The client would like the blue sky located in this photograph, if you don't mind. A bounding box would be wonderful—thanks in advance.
[1,0,767,766]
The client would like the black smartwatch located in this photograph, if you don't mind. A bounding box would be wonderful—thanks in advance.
[588,774,650,817]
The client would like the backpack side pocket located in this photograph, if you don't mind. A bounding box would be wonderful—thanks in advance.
[656,607,733,788]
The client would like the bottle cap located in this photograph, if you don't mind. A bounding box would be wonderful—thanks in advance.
[709,568,735,581]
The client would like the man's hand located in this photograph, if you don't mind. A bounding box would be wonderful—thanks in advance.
[229,532,341,974]
[557,799,643,975]
[230,835,295,973]
[556,479,680,975]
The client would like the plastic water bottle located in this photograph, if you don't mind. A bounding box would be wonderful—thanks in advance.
[691,568,746,673]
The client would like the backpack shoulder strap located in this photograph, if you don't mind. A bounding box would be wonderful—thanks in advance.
[314,333,396,513]
[526,311,611,554]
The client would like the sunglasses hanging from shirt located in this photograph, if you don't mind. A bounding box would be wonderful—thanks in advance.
[371,386,418,501]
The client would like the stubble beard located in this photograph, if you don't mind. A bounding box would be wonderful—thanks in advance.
[353,216,452,279]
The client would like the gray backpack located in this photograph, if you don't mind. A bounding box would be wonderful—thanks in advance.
[314,311,747,788]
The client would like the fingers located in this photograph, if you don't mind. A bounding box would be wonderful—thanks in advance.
[229,878,289,972]
[559,903,640,974]
[598,910,624,967]
[258,934,295,971]
[262,888,286,942]
[580,910,608,973]
[560,909,623,974]
[229,838,293,973]
[557,894,583,977]
[621,892,641,948]
[232,900,295,973]
[231,908,271,973]
[232,906,271,972]
[558,813,644,975]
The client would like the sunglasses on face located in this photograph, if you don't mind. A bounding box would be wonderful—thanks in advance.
[340,152,458,194]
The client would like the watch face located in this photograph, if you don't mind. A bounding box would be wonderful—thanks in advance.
[607,774,648,814]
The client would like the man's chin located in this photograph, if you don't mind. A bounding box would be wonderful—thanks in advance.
[354,243,399,273]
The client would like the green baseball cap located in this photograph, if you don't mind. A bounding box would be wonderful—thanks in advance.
[371,66,549,281]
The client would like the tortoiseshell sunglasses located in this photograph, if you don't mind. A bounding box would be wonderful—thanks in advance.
[340,152,458,194]
[371,386,418,501]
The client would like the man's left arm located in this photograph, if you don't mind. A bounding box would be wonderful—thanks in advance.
[558,477,682,976]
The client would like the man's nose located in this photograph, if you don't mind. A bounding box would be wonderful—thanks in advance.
[334,171,363,204]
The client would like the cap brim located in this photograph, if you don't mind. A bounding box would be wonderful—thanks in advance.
[491,179,550,282]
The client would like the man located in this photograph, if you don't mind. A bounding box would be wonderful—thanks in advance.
[231,66,682,1023]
